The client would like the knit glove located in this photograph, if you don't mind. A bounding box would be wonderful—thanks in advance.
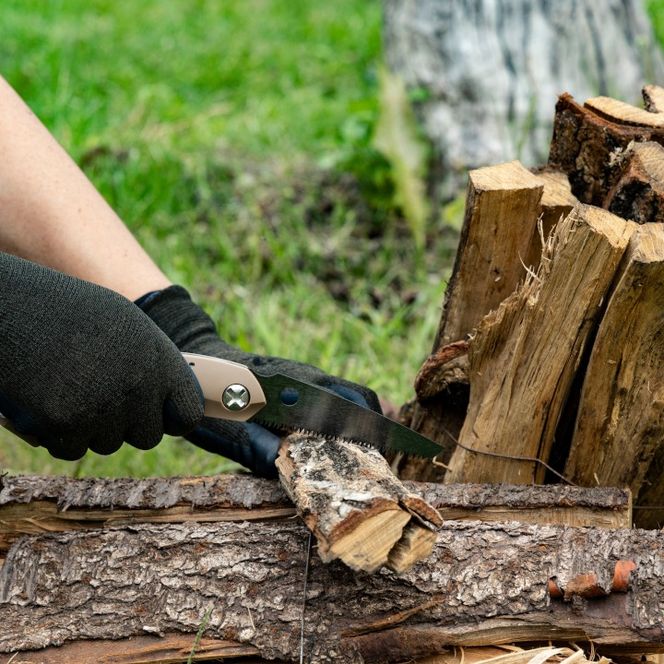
[137,285,381,478]
[0,253,204,460]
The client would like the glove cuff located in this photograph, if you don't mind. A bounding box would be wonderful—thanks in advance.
[135,285,219,352]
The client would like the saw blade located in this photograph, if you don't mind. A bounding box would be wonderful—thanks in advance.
[251,372,444,459]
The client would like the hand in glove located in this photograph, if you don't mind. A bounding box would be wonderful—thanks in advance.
[0,253,204,460]
[138,286,381,478]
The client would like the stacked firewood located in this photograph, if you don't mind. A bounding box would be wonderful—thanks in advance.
[401,85,664,530]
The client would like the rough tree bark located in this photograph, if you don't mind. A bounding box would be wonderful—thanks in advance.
[0,474,632,553]
[2,516,663,662]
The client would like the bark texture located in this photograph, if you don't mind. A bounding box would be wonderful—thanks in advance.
[2,518,664,662]
[0,475,630,557]
[605,142,664,224]
[384,0,664,200]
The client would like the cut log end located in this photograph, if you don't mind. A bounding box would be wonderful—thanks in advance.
[275,432,442,573]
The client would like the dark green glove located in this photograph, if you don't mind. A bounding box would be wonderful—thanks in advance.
[137,285,382,477]
[0,253,204,460]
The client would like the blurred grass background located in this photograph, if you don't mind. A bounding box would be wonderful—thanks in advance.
[0,0,456,477]
[2,0,662,478]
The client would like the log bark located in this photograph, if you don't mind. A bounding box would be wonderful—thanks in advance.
[2,516,663,662]
[564,225,664,508]
[604,142,664,224]
[383,0,664,201]
[548,92,663,205]
[444,204,635,484]
[0,475,630,557]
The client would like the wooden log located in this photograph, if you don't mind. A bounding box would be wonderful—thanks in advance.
[548,92,660,205]
[444,204,635,485]
[0,474,630,560]
[434,161,544,351]
[275,433,442,573]
[604,141,664,224]
[398,161,545,480]
[563,225,664,526]
[2,517,663,662]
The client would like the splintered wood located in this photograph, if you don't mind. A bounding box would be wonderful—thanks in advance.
[445,205,634,484]
[410,84,664,519]
[401,162,576,481]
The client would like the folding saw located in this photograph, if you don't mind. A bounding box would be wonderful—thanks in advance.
[0,353,443,459]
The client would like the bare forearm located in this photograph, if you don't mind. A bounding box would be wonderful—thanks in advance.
[0,75,170,300]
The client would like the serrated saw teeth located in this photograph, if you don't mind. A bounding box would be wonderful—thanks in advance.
[252,418,386,454]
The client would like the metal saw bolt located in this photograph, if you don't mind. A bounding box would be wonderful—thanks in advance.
[222,384,250,411]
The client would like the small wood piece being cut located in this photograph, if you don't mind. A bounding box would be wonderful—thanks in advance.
[565,225,664,501]
[604,141,664,223]
[276,432,443,573]
[444,204,635,485]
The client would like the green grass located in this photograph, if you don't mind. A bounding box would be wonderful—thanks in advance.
[0,0,454,477]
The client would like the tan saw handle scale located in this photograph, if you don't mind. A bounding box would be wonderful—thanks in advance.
[182,352,267,421]
[0,353,266,430]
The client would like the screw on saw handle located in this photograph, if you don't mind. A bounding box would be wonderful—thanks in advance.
[182,352,267,421]
[0,354,267,434]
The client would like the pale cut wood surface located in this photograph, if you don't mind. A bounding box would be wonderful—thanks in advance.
[399,161,544,480]
[643,84,664,113]
[437,160,544,349]
[564,225,664,522]
[444,204,635,485]
[605,141,664,224]
[585,96,664,128]
[2,518,664,661]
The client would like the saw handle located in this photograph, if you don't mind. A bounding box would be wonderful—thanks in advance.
[182,352,267,421]
[0,353,267,435]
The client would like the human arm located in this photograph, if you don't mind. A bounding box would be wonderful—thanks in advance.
[0,74,170,300]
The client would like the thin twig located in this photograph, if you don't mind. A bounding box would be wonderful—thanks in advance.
[437,424,576,486]
[299,531,313,664]
[187,605,213,664]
